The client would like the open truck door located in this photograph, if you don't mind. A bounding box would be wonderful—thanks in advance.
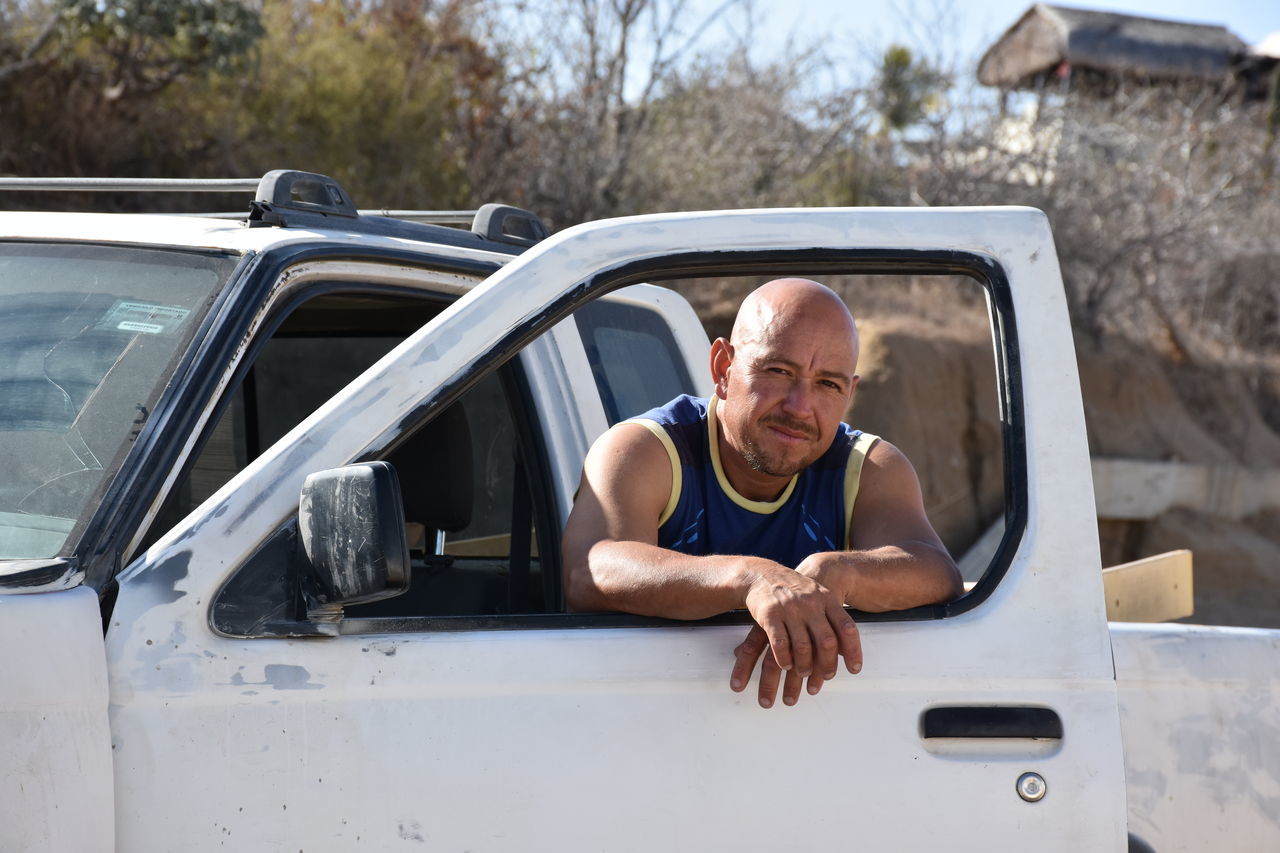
[106,207,1129,851]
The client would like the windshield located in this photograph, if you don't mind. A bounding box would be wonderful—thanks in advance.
[0,242,237,559]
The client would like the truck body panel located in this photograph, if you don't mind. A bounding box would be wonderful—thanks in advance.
[0,586,112,852]
[1113,623,1280,851]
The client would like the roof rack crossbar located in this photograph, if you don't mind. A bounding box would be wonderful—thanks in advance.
[183,209,480,227]
[0,178,261,192]
[0,169,550,249]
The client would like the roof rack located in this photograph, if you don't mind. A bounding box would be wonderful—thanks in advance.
[0,170,548,250]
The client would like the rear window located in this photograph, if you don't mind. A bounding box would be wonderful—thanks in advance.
[574,298,694,424]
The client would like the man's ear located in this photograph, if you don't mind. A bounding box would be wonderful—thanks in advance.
[709,337,733,399]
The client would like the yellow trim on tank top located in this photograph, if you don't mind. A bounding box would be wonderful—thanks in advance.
[625,418,683,527]
[707,395,798,514]
[843,431,879,549]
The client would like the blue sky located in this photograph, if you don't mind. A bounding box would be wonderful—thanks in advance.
[695,0,1279,71]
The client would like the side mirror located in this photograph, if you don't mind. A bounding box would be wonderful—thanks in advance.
[298,461,410,628]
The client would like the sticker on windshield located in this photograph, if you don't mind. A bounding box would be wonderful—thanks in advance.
[97,300,191,335]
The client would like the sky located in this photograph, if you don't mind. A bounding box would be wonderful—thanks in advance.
[693,0,1280,74]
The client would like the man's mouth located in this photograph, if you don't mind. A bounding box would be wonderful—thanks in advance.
[761,417,817,441]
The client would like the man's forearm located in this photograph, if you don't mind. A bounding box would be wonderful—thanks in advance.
[565,540,779,620]
[802,544,963,612]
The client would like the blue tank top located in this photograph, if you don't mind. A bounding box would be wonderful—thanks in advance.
[628,395,878,567]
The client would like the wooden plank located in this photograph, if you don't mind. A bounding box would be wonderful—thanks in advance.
[1102,549,1194,623]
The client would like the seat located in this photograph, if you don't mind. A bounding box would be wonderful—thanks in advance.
[384,402,473,552]
[349,402,511,618]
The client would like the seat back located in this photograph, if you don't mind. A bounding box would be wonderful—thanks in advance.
[384,403,473,542]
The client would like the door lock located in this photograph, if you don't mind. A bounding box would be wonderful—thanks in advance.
[1017,772,1047,802]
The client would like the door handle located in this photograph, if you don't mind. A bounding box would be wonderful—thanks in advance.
[921,706,1062,739]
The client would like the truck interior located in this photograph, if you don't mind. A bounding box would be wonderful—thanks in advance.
[158,280,697,636]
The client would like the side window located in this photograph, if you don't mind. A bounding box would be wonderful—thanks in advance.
[574,296,694,424]
[345,368,549,621]
[204,288,555,637]
[151,296,428,532]
[207,264,1011,638]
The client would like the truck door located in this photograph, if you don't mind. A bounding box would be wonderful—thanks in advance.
[0,584,113,852]
[107,209,1127,851]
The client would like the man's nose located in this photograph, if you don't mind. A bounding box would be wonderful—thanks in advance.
[780,380,817,417]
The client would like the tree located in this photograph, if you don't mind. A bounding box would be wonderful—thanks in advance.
[0,0,262,198]
[203,0,500,209]
[874,44,948,134]
[476,0,759,226]
[906,83,1280,362]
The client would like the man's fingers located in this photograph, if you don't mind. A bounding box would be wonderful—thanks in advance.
[828,602,863,674]
[730,625,768,692]
[781,667,805,706]
[782,615,814,676]
[806,671,827,697]
[761,619,794,673]
[813,619,840,680]
[757,651,783,709]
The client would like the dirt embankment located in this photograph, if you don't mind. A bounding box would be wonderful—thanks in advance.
[851,317,1280,628]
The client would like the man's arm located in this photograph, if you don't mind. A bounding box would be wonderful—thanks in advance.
[729,438,962,706]
[802,438,963,609]
[562,422,861,689]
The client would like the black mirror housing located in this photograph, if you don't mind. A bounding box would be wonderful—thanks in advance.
[298,462,410,622]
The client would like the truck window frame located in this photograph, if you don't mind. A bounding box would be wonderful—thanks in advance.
[208,248,1025,637]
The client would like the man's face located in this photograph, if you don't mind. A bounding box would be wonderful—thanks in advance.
[716,314,858,479]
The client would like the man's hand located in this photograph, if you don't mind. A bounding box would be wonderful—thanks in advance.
[795,551,856,601]
[730,569,862,708]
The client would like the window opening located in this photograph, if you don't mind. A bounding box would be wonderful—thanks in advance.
[574,297,694,424]
[209,259,1015,636]
[204,288,554,635]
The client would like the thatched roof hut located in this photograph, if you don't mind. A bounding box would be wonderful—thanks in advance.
[977,4,1248,90]
[1253,32,1280,62]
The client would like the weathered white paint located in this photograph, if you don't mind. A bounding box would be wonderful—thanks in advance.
[102,208,1129,851]
[0,586,113,852]
[522,319,609,523]
[1113,623,1280,850]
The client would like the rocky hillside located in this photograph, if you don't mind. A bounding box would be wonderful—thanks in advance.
[677,273,1280,627]
[853,317,1280,629]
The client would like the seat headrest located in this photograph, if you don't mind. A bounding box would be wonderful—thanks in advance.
[385,403,473,532]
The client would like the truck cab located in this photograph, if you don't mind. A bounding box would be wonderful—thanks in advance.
[1,172,1156,850]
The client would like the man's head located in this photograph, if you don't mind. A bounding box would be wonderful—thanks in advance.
[710,279,860,489]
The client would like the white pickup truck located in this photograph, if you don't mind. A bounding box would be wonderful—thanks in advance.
[1,171,1276,852]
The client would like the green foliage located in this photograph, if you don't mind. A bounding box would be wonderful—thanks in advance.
[199,0,498,208]
[1,0,501,212]
[874,44,948,133]
[60,0,263,92]
[0,0,263,190]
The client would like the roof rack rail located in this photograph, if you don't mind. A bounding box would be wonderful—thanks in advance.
[0,177,260,192]
[0,169,549,249]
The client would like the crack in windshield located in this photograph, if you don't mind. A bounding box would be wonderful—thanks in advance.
[0,244,236,560]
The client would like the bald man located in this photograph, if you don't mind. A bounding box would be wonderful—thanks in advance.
[562,279,962,707]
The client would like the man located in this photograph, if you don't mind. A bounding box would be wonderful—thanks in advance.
[562,278,962,707]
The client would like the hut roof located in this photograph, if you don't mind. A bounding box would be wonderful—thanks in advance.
[1254,32,1280,61]
[977,4,1248,88]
